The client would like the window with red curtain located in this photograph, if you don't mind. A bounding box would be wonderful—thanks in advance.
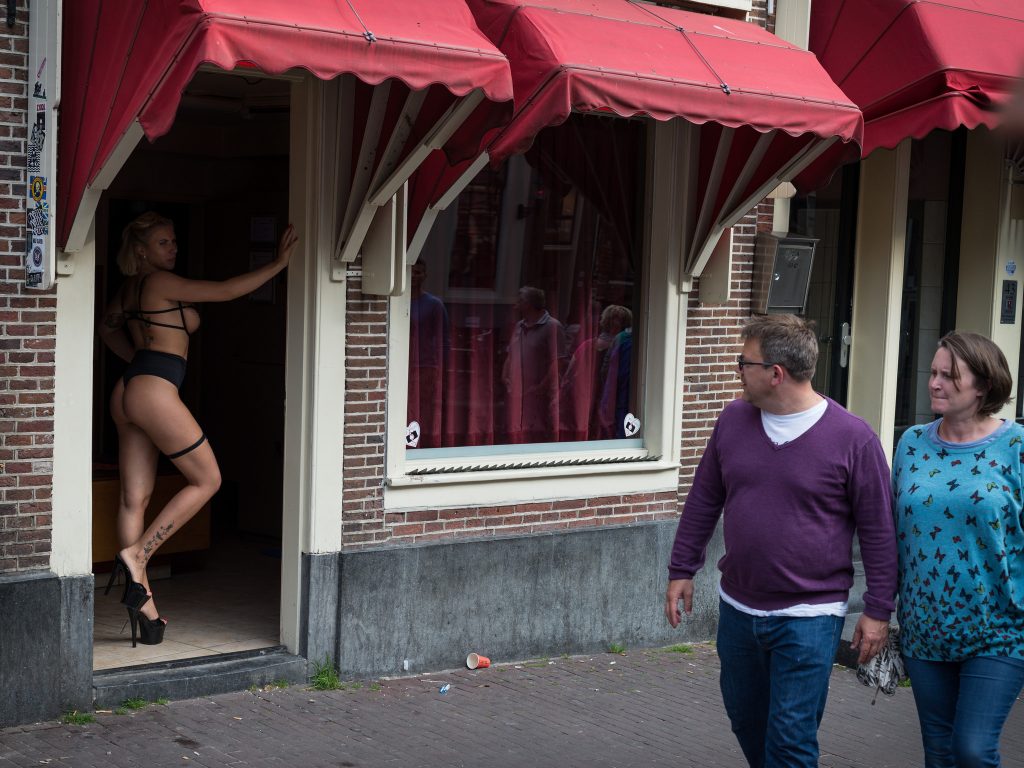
[408,114,645,452]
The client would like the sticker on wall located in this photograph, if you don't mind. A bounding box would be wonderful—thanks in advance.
[27,111,44,173]
[27,175,48,236]
[30,236,43,268]
[1007,260,1017,276]
[32,56,47,100]
[623,413,640,437]
[406,421,421,448]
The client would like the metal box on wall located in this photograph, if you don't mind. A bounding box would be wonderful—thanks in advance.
[752,232,818,315]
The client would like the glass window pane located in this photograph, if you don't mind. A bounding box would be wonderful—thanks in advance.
[408,114,646,451]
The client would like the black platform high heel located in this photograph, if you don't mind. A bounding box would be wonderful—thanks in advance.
[104,554,150,611]
[125,608,166,648]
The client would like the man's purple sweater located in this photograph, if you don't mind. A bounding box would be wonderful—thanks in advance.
[668,397,897,620]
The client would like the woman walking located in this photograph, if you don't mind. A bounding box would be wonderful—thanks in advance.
[892,331,1024,767]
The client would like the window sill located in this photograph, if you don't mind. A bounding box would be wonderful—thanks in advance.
[384,457,680,510]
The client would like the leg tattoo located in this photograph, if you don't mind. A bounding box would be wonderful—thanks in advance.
[142,522,176,559]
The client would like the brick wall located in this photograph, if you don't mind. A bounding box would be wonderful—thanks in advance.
[749,0,774,33]
[678,208,759,497]
[341,265,388,547]
[0,10,51,574]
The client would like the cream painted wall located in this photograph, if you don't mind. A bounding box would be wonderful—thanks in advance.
[773,0,810,47]
[279,77,349,652]
[771,0,811,228]
[955,128,1023,419]
[847,140,911,457]
[51,235,96,577]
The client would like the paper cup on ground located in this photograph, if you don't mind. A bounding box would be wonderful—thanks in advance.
[466,653,491,669]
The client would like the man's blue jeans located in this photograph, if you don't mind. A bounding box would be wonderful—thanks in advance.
[716,599,844,768]
[902,655,1024,768]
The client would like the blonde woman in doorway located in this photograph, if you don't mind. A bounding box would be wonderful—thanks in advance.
[98,211,297,647]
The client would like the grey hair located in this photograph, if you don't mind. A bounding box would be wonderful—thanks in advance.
[741,314,818,382]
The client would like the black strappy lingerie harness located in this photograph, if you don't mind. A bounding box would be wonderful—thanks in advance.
[122,274,207,460]
[122,273,197,335]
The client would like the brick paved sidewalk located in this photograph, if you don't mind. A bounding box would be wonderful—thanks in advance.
[2,643,1022,767]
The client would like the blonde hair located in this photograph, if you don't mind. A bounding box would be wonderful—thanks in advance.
[117,212,173,276]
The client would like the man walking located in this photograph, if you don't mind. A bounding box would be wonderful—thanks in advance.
[665,314,897,768]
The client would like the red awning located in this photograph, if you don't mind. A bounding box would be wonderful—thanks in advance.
[58,0,513,250]
[810,0,1024,155]
[410,0,863,280]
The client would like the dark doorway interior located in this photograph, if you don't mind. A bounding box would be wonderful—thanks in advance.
[788,164,859,406]
[91,72,291,669]
[893,129,966,447]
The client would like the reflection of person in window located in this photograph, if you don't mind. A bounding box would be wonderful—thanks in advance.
[503,286,568,443]
[598,323,633,439]
[560,304,631,440]
[408,260,449,449]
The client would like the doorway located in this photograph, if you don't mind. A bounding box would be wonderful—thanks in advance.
[90,72,292,669]
[892,129,966,447]
[788,164,860,406]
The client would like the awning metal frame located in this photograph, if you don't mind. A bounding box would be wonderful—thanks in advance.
[406,152,489,266]
[683,133,838,288]
[335,86,487,296]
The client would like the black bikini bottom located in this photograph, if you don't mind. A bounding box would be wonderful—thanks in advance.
[122,350,206,459]
[124,349,186,389]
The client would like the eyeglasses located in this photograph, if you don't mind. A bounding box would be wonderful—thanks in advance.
[736,356,778,370]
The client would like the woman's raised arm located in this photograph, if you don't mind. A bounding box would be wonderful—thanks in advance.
[154,224,298,304]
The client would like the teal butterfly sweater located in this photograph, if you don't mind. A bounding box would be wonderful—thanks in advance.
[893,420,1024,661]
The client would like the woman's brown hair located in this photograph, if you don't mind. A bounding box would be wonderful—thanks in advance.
[937,331,1013,418]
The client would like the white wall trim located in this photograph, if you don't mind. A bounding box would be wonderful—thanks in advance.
[847,139,911,457]
[51,231,96,576]
[280,77,348,652]
[773,0,811,48]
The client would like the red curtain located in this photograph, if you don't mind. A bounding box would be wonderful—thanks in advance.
[407,114,643,451]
